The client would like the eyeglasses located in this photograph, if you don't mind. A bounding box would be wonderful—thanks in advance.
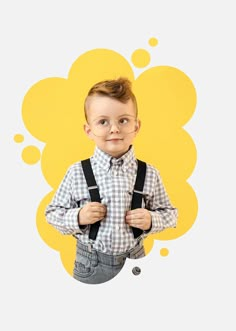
[89,116,138,137]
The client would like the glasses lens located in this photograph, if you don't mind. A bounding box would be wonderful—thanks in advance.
[91,117,137,137]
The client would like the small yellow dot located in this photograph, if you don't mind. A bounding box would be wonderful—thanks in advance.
[14,134,24,143]
[149,37,158,47]
[131,49,150,68]
[160,248,169,257]
[21,145,41,165]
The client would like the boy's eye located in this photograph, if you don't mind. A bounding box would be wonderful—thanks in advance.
[98,119,108,126]
[119,118,129,125]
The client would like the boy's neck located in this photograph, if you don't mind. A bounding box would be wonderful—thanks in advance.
[96,145,133,159]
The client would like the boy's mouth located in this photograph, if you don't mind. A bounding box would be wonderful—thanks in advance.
[107,138,123,142]
[106,138,123,141]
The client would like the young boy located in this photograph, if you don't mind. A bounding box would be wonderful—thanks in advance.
[45,77,178,284]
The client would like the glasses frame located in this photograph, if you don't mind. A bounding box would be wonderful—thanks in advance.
[88,115,138,137]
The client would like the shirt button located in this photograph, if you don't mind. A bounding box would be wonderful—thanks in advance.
[115,225,120,230]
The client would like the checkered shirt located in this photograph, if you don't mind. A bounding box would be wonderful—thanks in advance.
[45,146,178,254]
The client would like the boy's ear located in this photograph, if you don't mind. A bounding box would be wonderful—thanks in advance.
[84,124,93,139]
[134,119,141,134]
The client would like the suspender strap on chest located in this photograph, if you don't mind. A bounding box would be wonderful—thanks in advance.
[81,158,147,241]
[81,159,101,240]
[131,159,147,238]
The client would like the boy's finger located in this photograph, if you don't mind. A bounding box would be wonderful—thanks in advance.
[90,202,105,207]
[126,215,143,222]
[91,205,106,213]
[127,220,142,228]
[91,212,105,220]
[126,208,143,215]
[90,202,107,209]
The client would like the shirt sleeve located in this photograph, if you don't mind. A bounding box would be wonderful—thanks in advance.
[146,168,178,234]
[45,166,87,235]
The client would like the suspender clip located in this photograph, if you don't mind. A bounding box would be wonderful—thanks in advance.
[134,189,144,195]
[88,185,98,191]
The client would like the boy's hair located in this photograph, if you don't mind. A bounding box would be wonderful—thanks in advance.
[84,77,138,121]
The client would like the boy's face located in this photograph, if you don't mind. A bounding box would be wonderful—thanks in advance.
[84,96,140,158]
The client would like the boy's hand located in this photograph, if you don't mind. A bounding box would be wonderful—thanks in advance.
[78,202,107,225]
[125,208,152,231]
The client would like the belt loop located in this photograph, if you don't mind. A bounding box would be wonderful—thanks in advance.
[88,243,92,253]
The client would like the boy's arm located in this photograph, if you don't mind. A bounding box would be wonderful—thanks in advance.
[146,169,178,234]
[45,166,87,235]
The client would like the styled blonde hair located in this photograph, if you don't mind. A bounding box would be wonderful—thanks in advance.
[84,77,138,120]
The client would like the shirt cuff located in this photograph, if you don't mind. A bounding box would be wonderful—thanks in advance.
[65,208,88,235]
[148,211,161,234]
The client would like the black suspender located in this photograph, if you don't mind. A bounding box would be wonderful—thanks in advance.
[131,160,147,238]
[81,159,101,240]
[80,158,147,240]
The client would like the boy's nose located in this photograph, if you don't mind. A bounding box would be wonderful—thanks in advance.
[110,123,120,133]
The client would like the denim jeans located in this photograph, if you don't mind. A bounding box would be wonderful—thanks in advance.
[73,240,145,284]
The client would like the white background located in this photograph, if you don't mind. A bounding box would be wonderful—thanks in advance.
[1,1,235,330]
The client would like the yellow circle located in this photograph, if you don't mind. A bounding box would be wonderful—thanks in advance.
[22,145,41,165]
[160,248,169,257]
[14,134,24,143]
[131,49,150,68]
[149,37,158,47]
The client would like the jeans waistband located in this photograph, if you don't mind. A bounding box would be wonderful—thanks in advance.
[76,240,143,266]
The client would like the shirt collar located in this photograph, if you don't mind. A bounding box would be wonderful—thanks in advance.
[92,145,136,172]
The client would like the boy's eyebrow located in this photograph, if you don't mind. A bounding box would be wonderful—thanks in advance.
[92,114,136,120]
